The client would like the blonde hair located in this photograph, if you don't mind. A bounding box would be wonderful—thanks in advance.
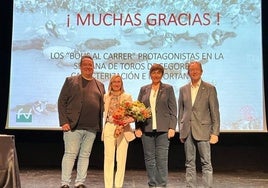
[108,75,125,95]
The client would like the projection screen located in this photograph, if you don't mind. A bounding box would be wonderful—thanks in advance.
[6,0,266,132]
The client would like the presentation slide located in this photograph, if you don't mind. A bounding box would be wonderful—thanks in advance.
[6,0,266,132]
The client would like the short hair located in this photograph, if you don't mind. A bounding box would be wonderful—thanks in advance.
[80,55,94,65]
[187,61,203,73]
[149,63,164,75]
[108,74,125,95]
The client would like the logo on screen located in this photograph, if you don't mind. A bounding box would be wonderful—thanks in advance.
[16,108,32,122]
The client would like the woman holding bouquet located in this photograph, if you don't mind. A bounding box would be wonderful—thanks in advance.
[135,63,177,187]
[102,75,135,188]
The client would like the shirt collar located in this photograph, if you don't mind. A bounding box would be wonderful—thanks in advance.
[191,79,201,88]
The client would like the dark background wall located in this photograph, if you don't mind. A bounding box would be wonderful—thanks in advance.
[1,1,267,171]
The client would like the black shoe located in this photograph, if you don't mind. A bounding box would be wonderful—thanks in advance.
[60,185,69,188]
[74,184,86,188]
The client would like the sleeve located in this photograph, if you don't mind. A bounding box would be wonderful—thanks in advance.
[167,86,177,130]
[57,78,70,126]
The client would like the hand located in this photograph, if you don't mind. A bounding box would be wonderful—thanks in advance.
[168,129,175,139]
[62,124,71,132]
[134,129,142,138]
[209,134,219,144]
[123,116,135,125]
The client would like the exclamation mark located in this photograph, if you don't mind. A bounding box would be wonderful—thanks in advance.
[67,14,70,27]
[217,13,220,25]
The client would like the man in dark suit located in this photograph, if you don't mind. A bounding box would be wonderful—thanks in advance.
[178,61,220,188]
[58,55,105,188]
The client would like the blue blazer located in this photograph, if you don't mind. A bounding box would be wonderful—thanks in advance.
[58,75,105,131]
[178,80,220,141]
[136,82,177,132]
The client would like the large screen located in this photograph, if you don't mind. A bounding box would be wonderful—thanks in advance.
[6,0,266,132]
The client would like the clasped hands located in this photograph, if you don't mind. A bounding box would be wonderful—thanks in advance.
[122,116,135,125]
[134,128,175,139]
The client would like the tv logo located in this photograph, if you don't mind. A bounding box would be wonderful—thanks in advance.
[16,108,32,122]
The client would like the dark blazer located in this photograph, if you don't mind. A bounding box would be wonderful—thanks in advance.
[136,82,177,132]
[178,80,220,141]
[58,75,105,130]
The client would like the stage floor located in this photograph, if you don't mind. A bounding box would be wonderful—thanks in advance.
[19,168,268,188]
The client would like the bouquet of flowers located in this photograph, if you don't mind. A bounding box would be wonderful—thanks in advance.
[112,100,151,138]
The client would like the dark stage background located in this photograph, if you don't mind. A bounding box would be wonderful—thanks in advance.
[1,1,267,171]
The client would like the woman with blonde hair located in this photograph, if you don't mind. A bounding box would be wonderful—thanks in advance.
[102,75,135,188]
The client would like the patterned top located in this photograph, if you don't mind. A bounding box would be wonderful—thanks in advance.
[106,94,120,123]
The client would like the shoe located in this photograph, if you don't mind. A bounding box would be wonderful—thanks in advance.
[74,184,86,188]
[60,185,69,188]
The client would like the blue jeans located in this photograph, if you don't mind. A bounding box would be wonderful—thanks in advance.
[141,132,170,187]
[61,130,96,186]
[184,133,213,188]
